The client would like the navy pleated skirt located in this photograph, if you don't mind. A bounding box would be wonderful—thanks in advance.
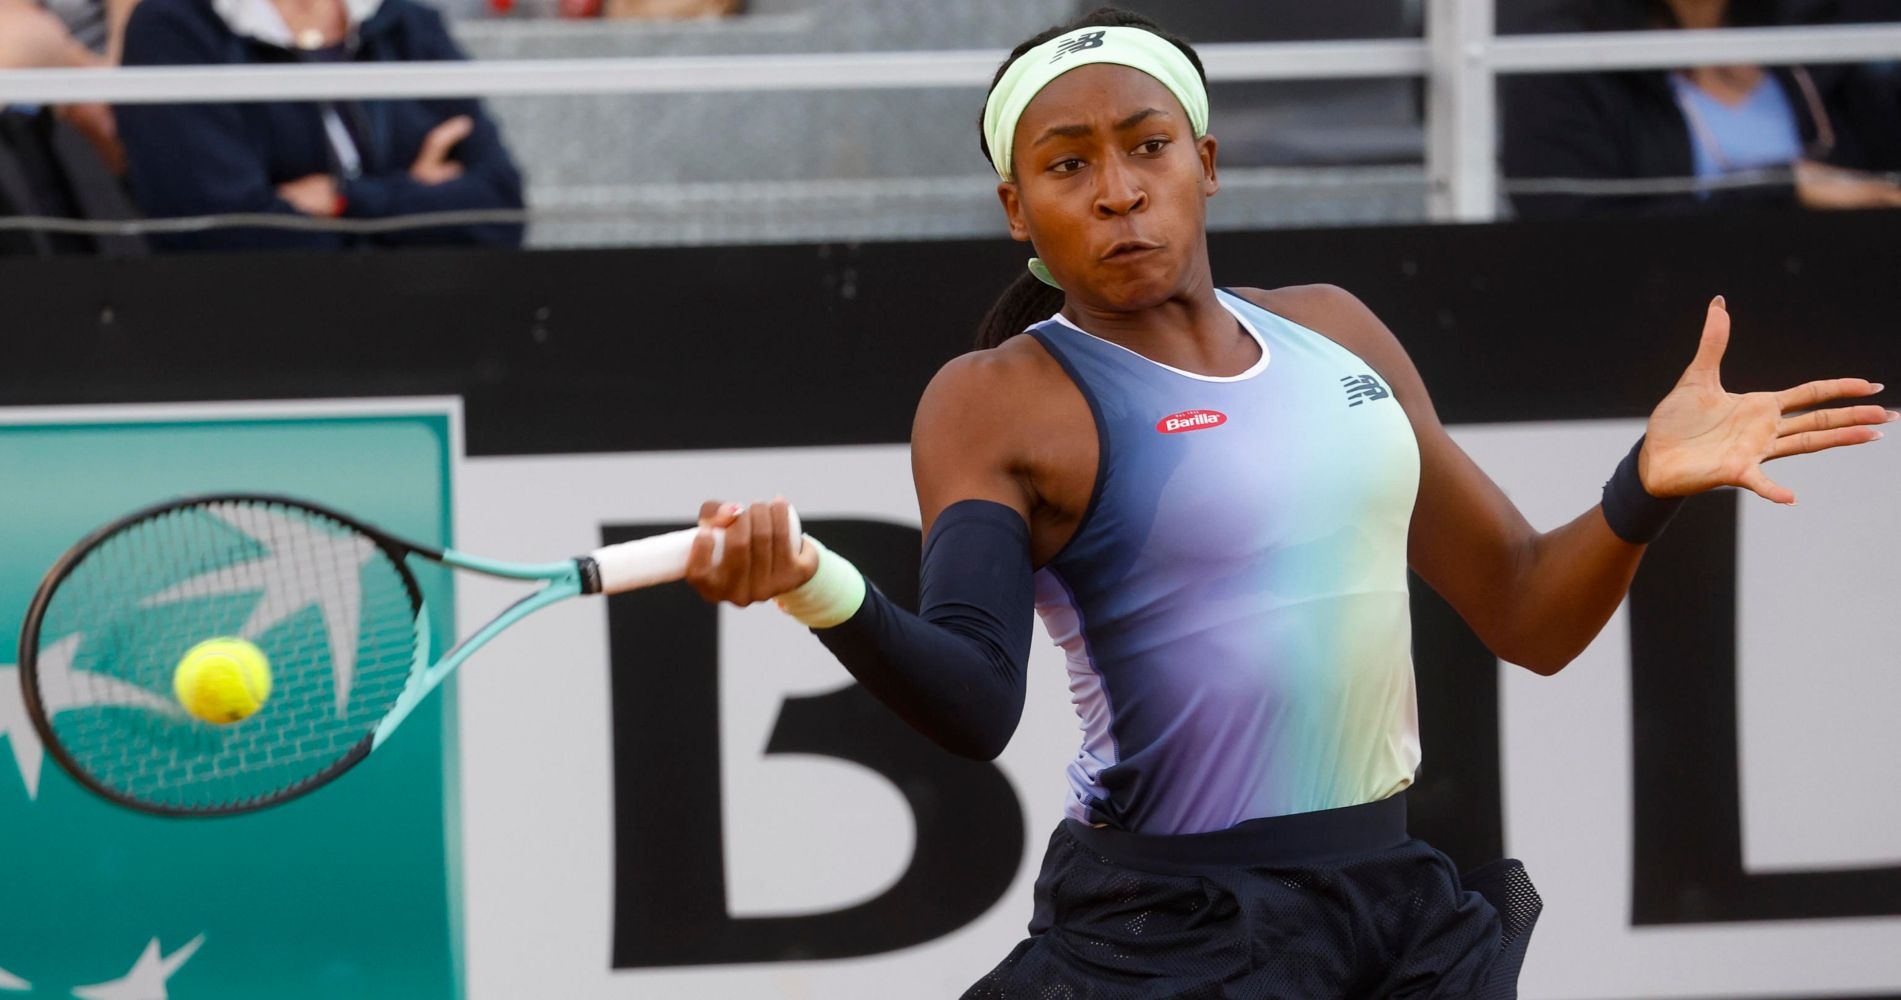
[964,793,1541,999]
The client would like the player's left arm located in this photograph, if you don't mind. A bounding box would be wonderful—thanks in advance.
[1238,284,1891,675]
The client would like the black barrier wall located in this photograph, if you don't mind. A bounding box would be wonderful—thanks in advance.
[4,212,1896,454]
[5,212,1898,992]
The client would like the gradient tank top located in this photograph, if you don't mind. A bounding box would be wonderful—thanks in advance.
[1029,289,1422,835]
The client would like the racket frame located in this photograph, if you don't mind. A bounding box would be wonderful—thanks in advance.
[17,492,429,816]
[18,492,776,817]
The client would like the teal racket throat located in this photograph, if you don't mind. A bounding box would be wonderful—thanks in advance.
[367,551,584,754]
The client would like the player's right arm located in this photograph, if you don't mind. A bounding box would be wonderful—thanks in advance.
[910,348,1040,538]
[688,345,1047,761]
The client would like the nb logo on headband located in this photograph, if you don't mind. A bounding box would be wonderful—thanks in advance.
[1051,31,1106,62]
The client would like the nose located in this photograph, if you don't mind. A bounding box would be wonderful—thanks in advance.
[1093,155,1147,218]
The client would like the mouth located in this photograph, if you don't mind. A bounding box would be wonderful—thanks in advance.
[1102,240,1163,261]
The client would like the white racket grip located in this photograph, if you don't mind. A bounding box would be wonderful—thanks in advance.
[585,505,801,595]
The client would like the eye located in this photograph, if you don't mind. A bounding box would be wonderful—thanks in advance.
[1049,157,1086,174]
[1136,138,1170,156]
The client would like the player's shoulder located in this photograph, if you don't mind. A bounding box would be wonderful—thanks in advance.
[1229,283,1409,366]
[1229,283,1380,330]
[922,334,1066,406]
[914,333,1075,443]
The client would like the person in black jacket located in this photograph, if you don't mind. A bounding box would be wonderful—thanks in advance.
[1503,0,1901,219]
[116,0,524,251]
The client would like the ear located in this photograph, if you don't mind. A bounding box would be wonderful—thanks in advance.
[1197,133,1220,197]
[997,180,1031,242]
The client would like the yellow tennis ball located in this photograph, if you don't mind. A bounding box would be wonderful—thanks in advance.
[173,637,272,725]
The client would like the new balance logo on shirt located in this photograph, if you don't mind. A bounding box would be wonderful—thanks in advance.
[1341,374,1390,407]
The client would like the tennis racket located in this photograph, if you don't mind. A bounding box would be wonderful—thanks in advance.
[15,492,795,817]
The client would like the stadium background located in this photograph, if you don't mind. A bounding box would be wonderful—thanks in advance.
[2,1,1899,997]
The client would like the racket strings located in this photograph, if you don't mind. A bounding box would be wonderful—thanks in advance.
[32,499,424,812]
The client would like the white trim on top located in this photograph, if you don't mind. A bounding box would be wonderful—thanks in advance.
[1047,292,1271,384]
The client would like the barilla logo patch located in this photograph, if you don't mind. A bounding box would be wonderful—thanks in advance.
[1156,409,1227,434]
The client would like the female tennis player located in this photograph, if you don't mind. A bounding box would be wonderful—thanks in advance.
[684,8,1892,996]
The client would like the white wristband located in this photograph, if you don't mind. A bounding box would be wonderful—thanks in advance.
[774,536,867,629]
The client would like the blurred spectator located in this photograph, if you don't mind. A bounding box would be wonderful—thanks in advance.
[1,0,92,67]
[0,0,142,255]
[1,0,127,173]
[40,0,141,62]
[1503,0,1901,219]
[116,0,525,251]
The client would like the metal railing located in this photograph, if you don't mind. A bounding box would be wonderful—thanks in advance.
[1,1,1899,225]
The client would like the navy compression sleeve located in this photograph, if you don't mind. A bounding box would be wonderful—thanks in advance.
[813,499,1036,760]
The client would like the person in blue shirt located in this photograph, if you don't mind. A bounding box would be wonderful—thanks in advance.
[1505,0,1901,218]
[116,0,524,251]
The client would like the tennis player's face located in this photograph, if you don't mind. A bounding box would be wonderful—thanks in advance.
[1002,64,1219,308]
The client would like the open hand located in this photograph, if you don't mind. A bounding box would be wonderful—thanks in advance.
[685,497,818,607]
[410,115,472,185]
[1795,159,1901,211]
[1639,297,1893,505]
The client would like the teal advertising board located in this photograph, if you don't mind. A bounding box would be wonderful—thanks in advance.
[0,402,461,999]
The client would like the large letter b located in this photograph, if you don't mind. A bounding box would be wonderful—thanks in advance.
[605,519,1025,967]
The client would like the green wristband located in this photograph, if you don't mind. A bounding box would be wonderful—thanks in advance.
[774,536,867,629]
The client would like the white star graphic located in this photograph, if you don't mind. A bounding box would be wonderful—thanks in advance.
[0,634,177,800]
[142,503,374,713]
[0,962,28,991]
[70,935,203,1000]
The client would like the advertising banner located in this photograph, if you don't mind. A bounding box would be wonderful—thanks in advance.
[0,401,462,1000]
[454,427,1900,999]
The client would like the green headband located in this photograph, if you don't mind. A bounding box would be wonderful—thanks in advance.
[982,25,1210,289]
